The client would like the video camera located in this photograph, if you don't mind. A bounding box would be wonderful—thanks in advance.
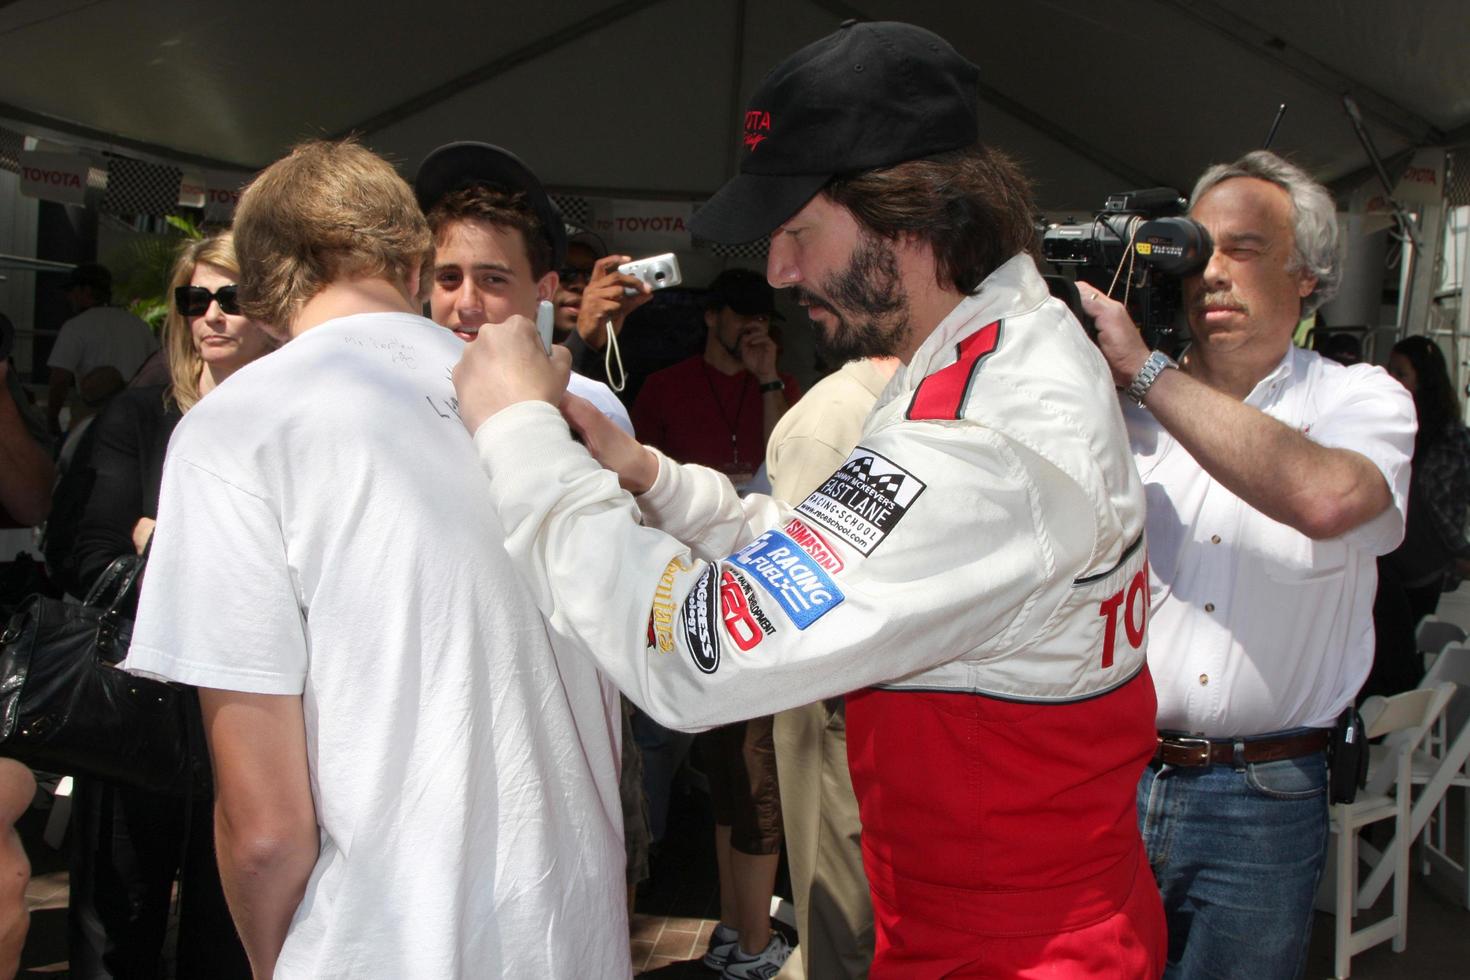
[1041,188,1211,355]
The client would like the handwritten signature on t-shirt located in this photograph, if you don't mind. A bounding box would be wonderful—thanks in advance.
[341,335,465,424]
[426,366,460,424]
[342,335,418,369]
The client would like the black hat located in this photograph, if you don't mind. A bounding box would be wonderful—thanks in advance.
[705,268,783,320]
[414,142,568,268]
[59,262,112,294]
[690,21,980,245]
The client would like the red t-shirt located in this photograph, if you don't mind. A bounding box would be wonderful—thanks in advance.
[631,355,800,480]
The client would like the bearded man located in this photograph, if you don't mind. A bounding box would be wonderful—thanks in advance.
[452,21,1166,978]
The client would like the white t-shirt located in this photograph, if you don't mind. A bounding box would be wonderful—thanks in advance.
[1125,345,1416,735]
[46,305,158,382]
[570,372,633,436]
[125,312,628,979]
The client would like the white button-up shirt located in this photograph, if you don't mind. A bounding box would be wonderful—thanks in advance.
[1126,345,1416,735]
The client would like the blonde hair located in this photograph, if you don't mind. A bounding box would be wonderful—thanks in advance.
[164,234,246,413]
[232,138,433,328]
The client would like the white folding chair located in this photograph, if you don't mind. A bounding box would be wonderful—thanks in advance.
[1416,617,1467,672]
[1325,683,1454,978]
[1355,647,1470,910]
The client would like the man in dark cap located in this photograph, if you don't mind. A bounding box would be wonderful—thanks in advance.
[631,268,799,490]
[453,21,1165,977]
[45,262,156,433]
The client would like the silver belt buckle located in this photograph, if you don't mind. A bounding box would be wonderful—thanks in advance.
[1169,736,1214,767]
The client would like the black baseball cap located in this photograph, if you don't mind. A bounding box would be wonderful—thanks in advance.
[705,268,784,320]
[413,142,568,268]
[59,262,112,293]
[690,21,981,245]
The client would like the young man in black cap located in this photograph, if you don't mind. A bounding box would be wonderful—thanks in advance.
[413,141,657,927]
[452,21,1165,977]
[413,141,631,431]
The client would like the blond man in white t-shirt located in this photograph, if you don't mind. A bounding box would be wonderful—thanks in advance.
[126,139,630,980]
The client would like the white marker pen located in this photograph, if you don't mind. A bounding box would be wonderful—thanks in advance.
[536,300,555,354]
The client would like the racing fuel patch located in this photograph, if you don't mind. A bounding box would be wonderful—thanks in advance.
[681,565,721,673]
[719,569,777,651]
[795,448,926,556]
[729,529,845,630]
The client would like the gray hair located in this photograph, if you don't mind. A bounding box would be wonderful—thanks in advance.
[1190,150,1340,316]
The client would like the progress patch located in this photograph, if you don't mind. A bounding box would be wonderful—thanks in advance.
[681,566,720,673]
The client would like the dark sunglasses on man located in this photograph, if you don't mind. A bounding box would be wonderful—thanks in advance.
[557,266,593,286]
[174,284,241,317]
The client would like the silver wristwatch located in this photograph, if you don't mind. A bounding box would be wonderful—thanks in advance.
[1125,350,1177,406]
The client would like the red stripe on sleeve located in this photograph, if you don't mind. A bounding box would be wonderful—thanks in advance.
[906,320,1001,421]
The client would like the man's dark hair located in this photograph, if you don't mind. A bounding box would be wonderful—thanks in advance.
[425,185,553,279]
[823,144,1037,295]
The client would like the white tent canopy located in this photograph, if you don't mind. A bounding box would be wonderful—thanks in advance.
[1,0,1466,209]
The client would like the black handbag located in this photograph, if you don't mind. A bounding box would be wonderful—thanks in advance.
[0,552,202,796]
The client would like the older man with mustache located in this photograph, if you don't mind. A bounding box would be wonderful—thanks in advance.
[1083,151,1416,980]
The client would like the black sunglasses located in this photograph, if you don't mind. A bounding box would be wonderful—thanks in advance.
[557,266,593,286]
[174,284,241,317]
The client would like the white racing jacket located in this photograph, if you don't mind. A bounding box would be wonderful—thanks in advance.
[475,254,1149,728]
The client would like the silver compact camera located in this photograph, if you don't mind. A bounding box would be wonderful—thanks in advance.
[618,253,683,296]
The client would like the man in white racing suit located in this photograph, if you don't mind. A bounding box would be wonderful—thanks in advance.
[454,21,1166,979]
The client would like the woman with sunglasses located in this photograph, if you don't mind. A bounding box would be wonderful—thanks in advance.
[64,233,271,980]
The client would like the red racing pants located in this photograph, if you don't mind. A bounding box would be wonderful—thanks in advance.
[847,669,1166,978]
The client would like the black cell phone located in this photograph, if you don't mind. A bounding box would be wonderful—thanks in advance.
[1328,707,1368,804]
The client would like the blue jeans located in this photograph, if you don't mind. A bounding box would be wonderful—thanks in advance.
[1137,749,1328,980]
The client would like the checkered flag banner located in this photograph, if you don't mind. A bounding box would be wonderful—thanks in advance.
[704,237,769,260]
[0,126,23,174]
[101,155,182,216]
[551,194,591,233]
[690,197,770,259]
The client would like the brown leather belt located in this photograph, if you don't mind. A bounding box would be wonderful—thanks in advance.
[1153,729,1330,768]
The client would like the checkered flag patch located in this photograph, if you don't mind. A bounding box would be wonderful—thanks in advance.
[102,155,182,216]
[839,455,905,500]
[0,126,23,174]
[869,472,906,500]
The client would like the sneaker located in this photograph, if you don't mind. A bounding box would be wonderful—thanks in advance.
[702,922,739,971]
[720,932,792,980]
